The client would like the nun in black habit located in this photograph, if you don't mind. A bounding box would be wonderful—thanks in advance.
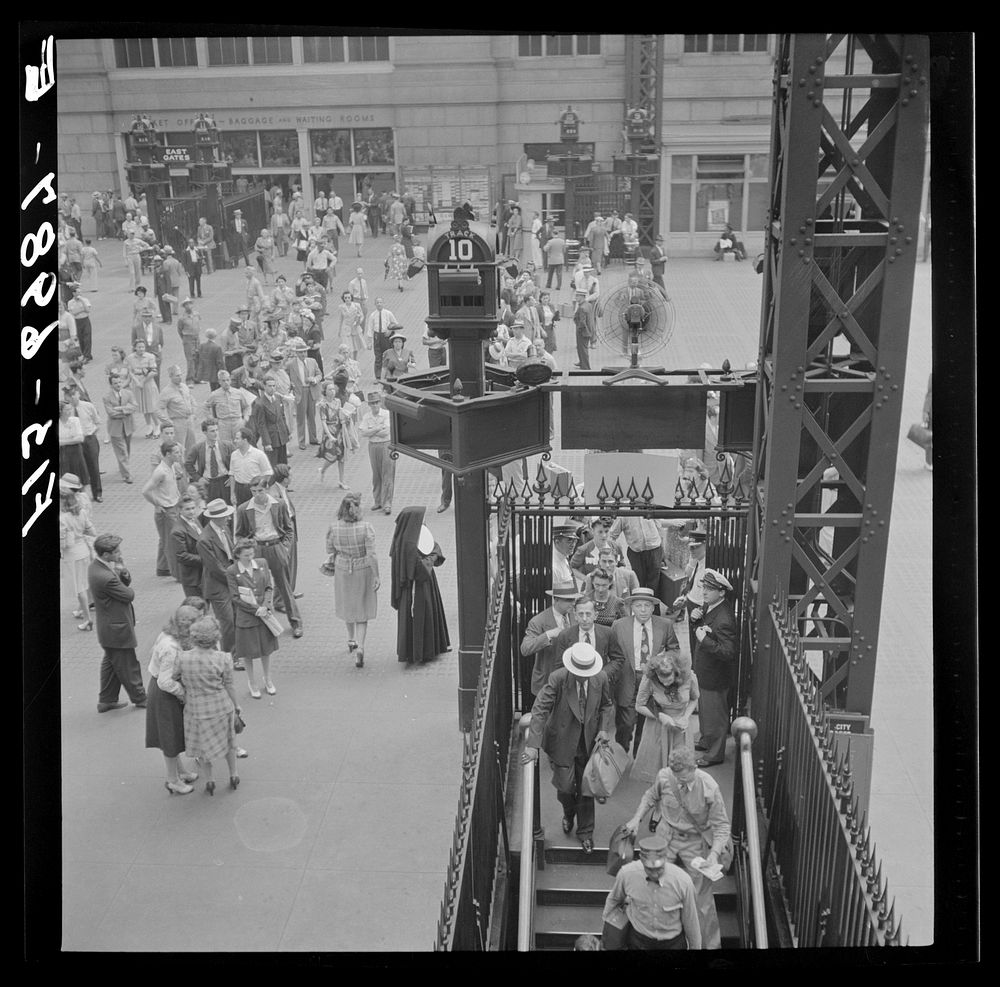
[389,506,451,663]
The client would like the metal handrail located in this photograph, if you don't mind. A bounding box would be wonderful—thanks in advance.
[516,713,535,951]
[732,717,768,947]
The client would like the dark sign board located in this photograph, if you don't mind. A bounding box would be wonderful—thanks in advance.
[524,142,596,162]
[559,385,707,451]
[718,382,757,452]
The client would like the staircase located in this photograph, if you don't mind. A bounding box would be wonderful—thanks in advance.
[531,844,741,950]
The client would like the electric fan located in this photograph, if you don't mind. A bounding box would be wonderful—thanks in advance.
[593,273,676,384]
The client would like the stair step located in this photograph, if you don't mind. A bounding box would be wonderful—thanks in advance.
[544,843,611,866]
[533,903,604,948]
[536,861,615,907]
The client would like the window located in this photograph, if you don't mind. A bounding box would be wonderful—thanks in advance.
[547,35,574,56]
[518,35,598,56]
[208,37,249,65]
[353,128,394,166]
[712,34,741,53]
[303,36,346,62]
[519,35,542,57]
[685,34,769,53]
[310,129,353,166]
[347,36,390,62]
[252,37,292,64]
[221,131,259,168]
[113,38,155,68]
[157,38,198,67]
[540,192,565,228]
[259,130,299,167]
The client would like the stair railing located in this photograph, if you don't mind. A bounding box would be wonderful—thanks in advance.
[517,713,535,951]
[732,717,768,947]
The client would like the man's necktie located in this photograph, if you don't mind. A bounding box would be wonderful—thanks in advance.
[209,445,219,479]
[585,630,592,646]
[378,312,383,332]
[578,682,587,719]
[640,624,650,665]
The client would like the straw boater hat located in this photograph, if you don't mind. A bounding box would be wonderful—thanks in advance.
[545,582,581,601]
[701,569,733,592]
[287,337,309,352]
[623,587,659,604]
[562,642,603,678]
[203,498,235,519]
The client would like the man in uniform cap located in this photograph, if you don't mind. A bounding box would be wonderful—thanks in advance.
[522,642,615,853]
[692,568,737,766]
[601,832,702,950]
[552,522,582,589]
[620,746,731,948]
[672,530,707,657]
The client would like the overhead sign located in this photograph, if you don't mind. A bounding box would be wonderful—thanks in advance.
[161,146,191,164]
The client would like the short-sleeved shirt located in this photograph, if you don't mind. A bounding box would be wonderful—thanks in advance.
[601,860,701,946]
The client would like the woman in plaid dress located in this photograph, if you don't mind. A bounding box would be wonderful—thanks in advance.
[173,615,243,795]
[325,492,380,668]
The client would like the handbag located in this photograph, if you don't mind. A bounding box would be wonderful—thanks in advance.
[582,739,633,799]
[319,555,337,577]
[161,292,178,304]
[606,822,636,877]
[234,709,246,734]
[907,422,932,450]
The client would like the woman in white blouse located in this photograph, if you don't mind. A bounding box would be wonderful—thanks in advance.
[59,484,95,630]
[58,399,90,490]
[146,605,203,795]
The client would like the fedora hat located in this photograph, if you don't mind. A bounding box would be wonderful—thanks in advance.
[287,337,309,351]
[562,642,603,678]
[59,473,83,491]
[203,498,235,519]
[545,582,581,601]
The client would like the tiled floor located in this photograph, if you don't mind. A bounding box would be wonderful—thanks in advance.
[59,237,933,949]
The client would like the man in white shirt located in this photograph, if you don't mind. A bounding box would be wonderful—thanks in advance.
[422,326,448,368]
[348,268,369,321]
[66,384,103,502]
[358,390,395,514]
[203,369,251,444]
[313,191,329,221]
[142,441,183,578]
[228,426,272,507]
[609,516,664,593]
[330,190,344,224]
[367,302,398,379]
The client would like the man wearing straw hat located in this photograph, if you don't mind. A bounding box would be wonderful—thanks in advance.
[522,642,615,854]
[608,587,680,755]
[691,568,737,767]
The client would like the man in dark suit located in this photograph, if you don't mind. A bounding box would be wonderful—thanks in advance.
[553,598,614,676]
[608,588,681,754]
[186,419,235,505]
[234,475,302,638]
[692,570,738,767]
[196,498,240,667]
[520,583,579,704]
[88,534,147,712]
[522,643,615,853]
[171,495,204,598]
[248,374,290,468]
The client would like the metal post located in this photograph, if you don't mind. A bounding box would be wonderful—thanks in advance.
[455,468,488,731]
[733,717,768,947]
[517,713,535,951]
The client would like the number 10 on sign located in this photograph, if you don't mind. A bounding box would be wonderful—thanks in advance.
[448,238,473,261]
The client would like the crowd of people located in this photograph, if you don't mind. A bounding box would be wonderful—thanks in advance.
[521,514,737,950]
[56,183,470,802]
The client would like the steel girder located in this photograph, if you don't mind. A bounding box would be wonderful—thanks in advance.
[624,34,663,247]
[748,34,929,715]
